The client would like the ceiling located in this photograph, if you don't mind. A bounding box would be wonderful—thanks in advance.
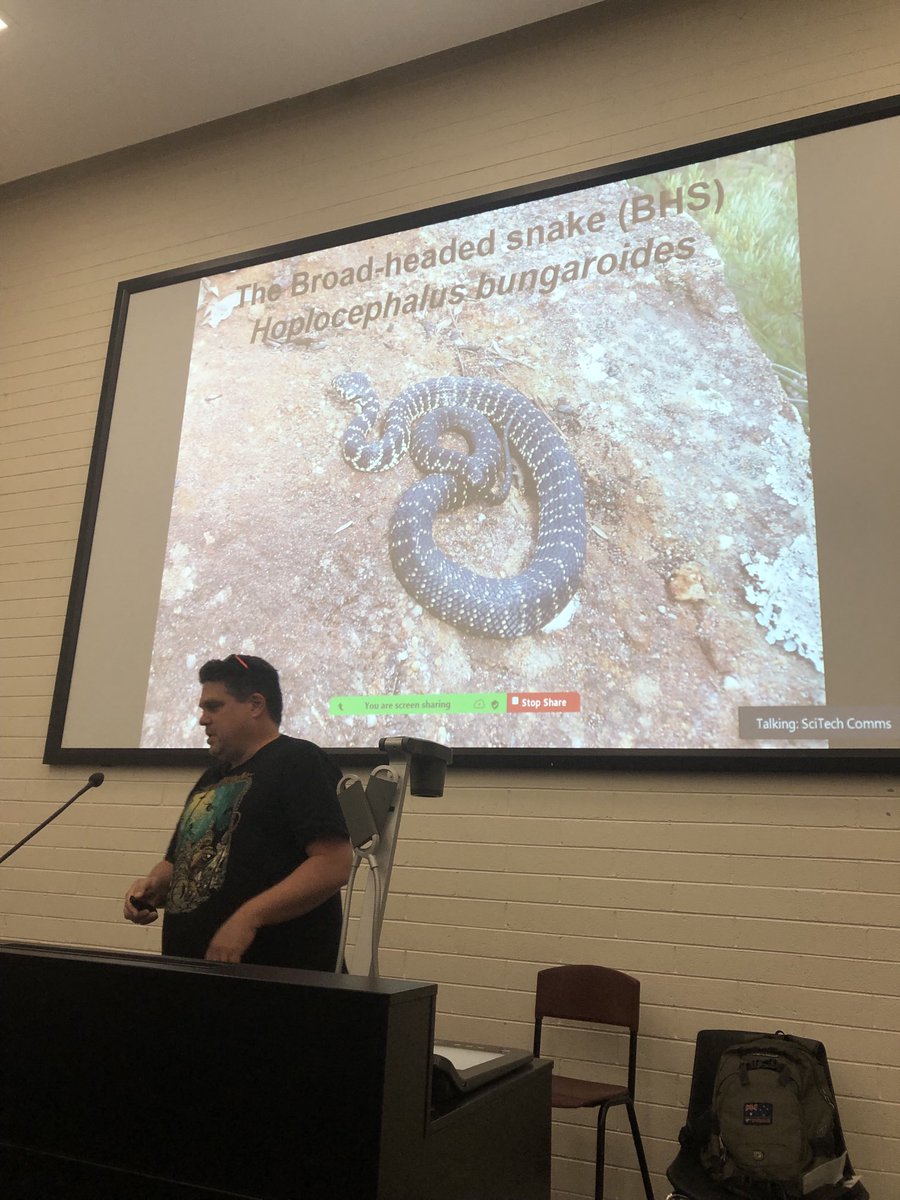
[0,0,602,186]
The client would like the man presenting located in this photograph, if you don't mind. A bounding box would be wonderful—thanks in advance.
[124,654,351,970]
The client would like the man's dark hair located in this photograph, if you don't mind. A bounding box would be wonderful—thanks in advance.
[198,655,283,725]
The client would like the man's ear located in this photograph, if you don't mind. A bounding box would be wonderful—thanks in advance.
[247,692,267,717]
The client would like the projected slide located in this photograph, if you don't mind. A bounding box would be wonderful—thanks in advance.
[48,101,900,764]
[137,146,826,752]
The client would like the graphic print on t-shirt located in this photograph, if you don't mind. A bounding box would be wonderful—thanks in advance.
[166,774,251,913]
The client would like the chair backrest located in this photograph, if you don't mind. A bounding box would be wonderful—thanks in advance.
[534,964,641,1032]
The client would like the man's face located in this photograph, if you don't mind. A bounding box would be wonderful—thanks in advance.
[197,681,258,765]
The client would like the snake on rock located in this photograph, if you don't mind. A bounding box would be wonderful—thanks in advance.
[334,372,587,638]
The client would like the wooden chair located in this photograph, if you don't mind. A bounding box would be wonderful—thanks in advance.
[533,964,655,1200]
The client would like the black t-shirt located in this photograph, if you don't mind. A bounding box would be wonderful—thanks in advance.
[162,735,347,970]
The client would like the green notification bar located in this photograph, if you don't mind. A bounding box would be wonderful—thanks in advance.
[330,693,506,716]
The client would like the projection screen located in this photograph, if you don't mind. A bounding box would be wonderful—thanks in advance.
[45,97,900,769]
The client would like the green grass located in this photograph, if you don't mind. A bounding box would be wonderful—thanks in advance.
[630,144,807,406]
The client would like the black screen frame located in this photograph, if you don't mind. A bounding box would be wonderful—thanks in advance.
[44,93,900,773]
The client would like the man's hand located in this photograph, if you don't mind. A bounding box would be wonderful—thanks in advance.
[124,879,161,924]
[202,837,351,963]
[123,862,172,924]
[205,909,260,963]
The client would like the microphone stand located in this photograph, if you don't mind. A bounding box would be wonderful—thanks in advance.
[0,773,105,866]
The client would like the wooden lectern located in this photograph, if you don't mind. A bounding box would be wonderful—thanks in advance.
[0,943,550,1200]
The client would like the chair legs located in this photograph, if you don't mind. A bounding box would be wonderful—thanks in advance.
[594,1099,655,1200]
[626,1099,655,1200]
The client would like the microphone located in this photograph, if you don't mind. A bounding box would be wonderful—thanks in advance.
[0,773,105,866]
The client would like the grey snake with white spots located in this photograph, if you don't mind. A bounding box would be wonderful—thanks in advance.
[334,373,587,638]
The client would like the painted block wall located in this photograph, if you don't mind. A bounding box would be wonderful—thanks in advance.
[1,1,898,1195]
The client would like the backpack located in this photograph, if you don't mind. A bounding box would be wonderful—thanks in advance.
[699,1032,846,1199]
